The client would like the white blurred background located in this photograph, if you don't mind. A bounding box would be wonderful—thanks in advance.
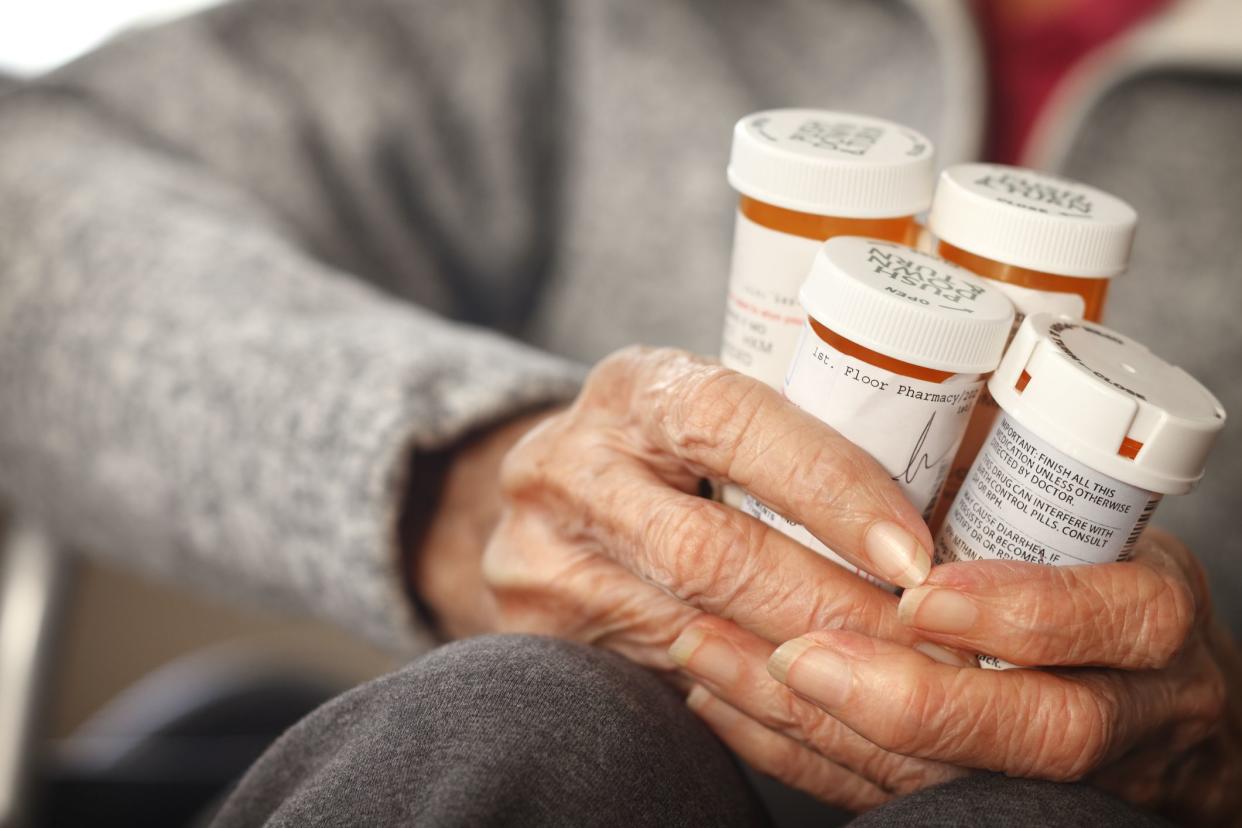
[0,0,223,76]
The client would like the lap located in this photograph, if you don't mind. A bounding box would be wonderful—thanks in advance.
[212,634,1168,828]
[211,634,768,827]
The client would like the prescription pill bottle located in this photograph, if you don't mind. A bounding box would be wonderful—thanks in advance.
[742,237,1014,589]
[928,164,1138,528]
[936,314,1226,668]
[720,109,935,507]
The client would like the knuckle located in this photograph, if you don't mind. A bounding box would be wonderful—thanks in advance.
[763,685,813,736]
[807,592,876,638]
[1082,564,1198,669]
[794,700,852,752]
[1051,564,1197,669]
[496,417,564,501]
[1140,529,1214,624]
[591,345,779,479]
[663,364,769,466]
[650,496,724,581]
[652,501,819,626]
[1140,573,1198,668]
[647,496,759,610]
[578,345,665,419]
[496,441,538,500]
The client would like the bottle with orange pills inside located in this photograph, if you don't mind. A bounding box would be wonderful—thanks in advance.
[927,164,1138,529]
[743,237,1014,590]
[720,109,936,507]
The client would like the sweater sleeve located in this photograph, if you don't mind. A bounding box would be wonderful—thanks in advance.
[0,0,583,651]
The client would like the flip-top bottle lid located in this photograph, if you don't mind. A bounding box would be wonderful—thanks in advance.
[928,163,1137,277]
[728,109,935,219]
[800,237,1015,374]
[989,314,1226,494]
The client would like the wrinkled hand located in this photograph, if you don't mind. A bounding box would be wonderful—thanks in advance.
[755,527,1242,824]
[414,346,973,809]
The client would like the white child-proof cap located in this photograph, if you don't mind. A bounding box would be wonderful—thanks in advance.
[989,314,1226,494]
[727,109,935,218]
[928,163,1137,277]
[800,237,1015,374]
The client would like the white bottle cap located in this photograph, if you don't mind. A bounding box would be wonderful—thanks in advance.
[928,163,1137,277]
[989,314,1226,494]
[800,237,1015,374]
[728,109,935,219]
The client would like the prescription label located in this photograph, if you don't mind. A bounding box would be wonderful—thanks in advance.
[720,211,820,390]
[936,414,1160,569]
[743,322,985,587]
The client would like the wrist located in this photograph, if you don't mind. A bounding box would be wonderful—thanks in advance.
[403,408,560,639]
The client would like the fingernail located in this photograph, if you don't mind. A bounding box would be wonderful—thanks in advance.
[668,628,741,685]
[767,638,852,707]
[914,641,978,668]
[685,684,712,711]
[899,587,978,634]
[865,521,931,588]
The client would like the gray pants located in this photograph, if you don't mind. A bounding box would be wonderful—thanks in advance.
[211,635,1166,827]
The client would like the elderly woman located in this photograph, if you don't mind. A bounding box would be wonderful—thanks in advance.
[1,0,1239,825]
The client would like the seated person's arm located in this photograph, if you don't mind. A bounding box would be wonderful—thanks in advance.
[0,0,582,649]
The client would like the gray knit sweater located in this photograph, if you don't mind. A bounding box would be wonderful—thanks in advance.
[2,0,1239,648]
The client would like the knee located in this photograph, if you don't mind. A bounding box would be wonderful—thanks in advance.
[378,634,761,823]
[217,635,765,827]
[390,634,686,755]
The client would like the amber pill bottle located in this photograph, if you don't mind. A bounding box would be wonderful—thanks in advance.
[720,109,935,507]
[927,164,1138,528]
[743,237,1013,589]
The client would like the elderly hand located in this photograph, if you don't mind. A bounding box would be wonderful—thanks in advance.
[748,526,1242,824]
[413,346,975,809]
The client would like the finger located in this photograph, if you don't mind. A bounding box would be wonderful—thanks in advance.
[670,616,966,795]
[482,511,697,671]
[767,630,1201,781]
[599,470,929,647]
[897,535,1201,669]
[629,349,934,588]
[686,685,891,812]
[499,434,928,649]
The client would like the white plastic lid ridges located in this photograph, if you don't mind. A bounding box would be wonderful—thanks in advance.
[989,314,1226,494]
[727,109,935,218]
[800,237,1015,374]
[928,163,1137,277]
